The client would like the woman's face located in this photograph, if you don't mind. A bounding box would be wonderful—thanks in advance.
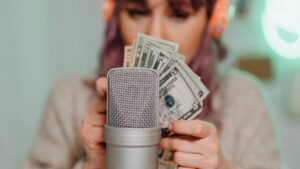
[118,0,207,63]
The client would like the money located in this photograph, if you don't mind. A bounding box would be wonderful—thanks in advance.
[121,33,210,166]
[138,41,160,68]
[175,58,209,100]
[158,160,177,169]
[132,34,179,67]
[123,33,209,127]
[159,64,203,127]
[123,46,133,67]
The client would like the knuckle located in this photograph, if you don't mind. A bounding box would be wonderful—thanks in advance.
[86,141,95,150]
[100,114,107,124]
[80,126,88,141]
[97,128,104,142]
[170,139,180,149]
[82,113,91,124]
[96,78,107,89]
[96,78,104,86]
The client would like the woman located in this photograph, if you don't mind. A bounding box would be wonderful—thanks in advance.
[24,0,280,169]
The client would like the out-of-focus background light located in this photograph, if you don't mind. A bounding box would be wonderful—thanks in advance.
[262,0,300,59]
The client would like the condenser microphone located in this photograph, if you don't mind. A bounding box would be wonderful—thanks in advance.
[105,67,161,169]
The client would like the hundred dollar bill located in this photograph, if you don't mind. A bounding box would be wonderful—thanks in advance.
[123,46,133,67]
[132,34,179,67]
[159,64,203,127]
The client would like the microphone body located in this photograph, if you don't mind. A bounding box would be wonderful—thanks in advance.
[105,68,160,169]
[105,126,161,169]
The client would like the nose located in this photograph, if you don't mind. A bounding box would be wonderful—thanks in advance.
[146,14,164,39]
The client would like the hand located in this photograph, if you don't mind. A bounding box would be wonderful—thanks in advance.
[80,78,107,169]
[160,120,233,169]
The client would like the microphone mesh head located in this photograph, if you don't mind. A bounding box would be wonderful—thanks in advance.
[107,68,159,128]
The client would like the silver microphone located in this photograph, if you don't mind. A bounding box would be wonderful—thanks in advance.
[105,67,161,169]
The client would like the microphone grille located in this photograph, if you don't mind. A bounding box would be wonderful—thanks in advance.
[107,68,159,128]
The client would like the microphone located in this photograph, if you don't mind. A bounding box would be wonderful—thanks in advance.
[105,67,161,169]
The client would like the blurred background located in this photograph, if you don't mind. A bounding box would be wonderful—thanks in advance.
[1,0,300,168]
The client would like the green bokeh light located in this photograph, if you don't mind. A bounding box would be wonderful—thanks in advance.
[262,0,300,59]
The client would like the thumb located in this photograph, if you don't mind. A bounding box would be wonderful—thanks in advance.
[96,77,107,99]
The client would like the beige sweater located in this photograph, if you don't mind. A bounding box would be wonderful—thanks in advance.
[24,70,280,169]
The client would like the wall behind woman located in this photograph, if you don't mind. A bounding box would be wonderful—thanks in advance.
[0,0,103,168]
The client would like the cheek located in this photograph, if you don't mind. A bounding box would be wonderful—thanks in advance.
[119,12,137,45]
[168,20,206,63]
[165,10,207,63]
[178,30,203,63]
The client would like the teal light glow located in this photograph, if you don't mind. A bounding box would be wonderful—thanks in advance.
[228,3,236,20]
[261,0,300,59]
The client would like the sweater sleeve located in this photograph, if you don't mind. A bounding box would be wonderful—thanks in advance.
[216,73,281,169]
[23,77,86,169]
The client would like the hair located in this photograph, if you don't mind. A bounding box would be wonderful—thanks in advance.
[97,0,226,129]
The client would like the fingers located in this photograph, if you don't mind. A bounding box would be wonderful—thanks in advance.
[174,152,218,169]
[83,113,106,127]
[82,99,106,127]
[168,120,217,138]
[160,136,202,154]
[81,99,107,150]
[87,99,106,114]
[161,120,220,169]
[81,88,107,168]
[81,125,106,166]
[81,124,105,145]
[96,77,107,99]
[173,152,204,168]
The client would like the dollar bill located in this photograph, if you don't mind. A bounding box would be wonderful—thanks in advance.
[151,49,209,102]
[123,46,133,67]
[122,34,211,167]
[132,34,179,67]
[123,34,209,127]
[175,58,209,101]
[159,64,203,127]
[154,50,179,77]
[158,160,177,169]
[137,41,160,68]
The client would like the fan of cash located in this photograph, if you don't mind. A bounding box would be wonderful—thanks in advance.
[123,33,209,128]
[122,34,209,169]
